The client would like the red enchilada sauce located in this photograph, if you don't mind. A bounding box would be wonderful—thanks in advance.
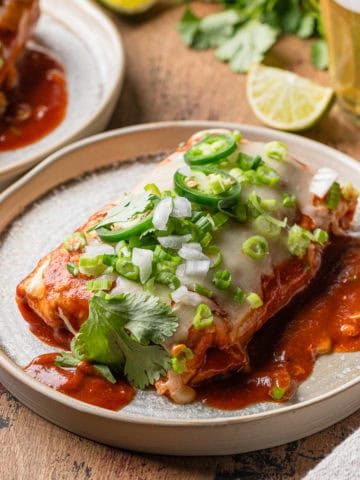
[24,353,135,410]
[0,46,67,150]
[22,239,360,411]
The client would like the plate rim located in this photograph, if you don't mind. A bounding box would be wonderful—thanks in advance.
[1,120,360,429]
[0,0,125,181]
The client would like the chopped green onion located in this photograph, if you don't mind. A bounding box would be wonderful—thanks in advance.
[213,270,232,289]
[63,232,87,252]
[242,235,269,260]
[87,279,113,292]
[195,214,215,234]
[208,173,228,195]
[79,255,106,277]
[271,384,288,400]
[171,346,194,374]
[237,153,263,171]
[115,241,131,258]
[234,287,246,304]
[115,259,140,281]
[282,192,297,208]
[156,271,180,290]
[143,277,155,293]
[246,292,263,309]
[213,211,229,229]
[261,198,277,212]
[287,225,313,257]
[102,254,117,267]
[66,262,79,276]
[235,204,248,223]
[200,232,212,247]
[204,245,223,269]
[265,141,288,161]
[254,215,281,239]
[155,260,179,274]
[194,283,213,298]
[144,183,161,197]
[193,303,214,330]
[313,228,328,245]
[325,182,341,210]
[255,165,280,187]
[233,130,242,144]
[342,183,358,201]
[248,192,287,228]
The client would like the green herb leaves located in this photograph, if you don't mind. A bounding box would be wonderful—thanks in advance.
[216,20,278,73]
[59,292,178,389]
[177,1,328,73]
[91,192,155,231]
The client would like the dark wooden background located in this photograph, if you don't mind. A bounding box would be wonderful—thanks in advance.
[1,2,359,479]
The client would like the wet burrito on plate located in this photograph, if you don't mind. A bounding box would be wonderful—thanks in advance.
[17,129,358,404]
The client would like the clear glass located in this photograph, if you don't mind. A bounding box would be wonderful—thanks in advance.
[320,0,360,125]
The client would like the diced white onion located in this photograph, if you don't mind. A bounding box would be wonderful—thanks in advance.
[178,243,207,260]
[310,168,338,198]
[171,286,202,307]
[172,197,192,218]
[158,234,192,250]
[153,197,173,231]
[110,276,137,296]
[132,248,153,284]
[185,259,210,277]
[83,244,114,258]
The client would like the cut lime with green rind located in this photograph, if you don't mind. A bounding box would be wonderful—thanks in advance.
[247,64,334,132]
[98,0,157,14]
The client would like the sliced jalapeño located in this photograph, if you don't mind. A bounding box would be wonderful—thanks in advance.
[96,212,154,242]
[174,166,240,207]
[184,134,237,166]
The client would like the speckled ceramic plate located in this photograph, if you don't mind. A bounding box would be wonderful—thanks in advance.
[0,122,359,456]
[0,0,124,187]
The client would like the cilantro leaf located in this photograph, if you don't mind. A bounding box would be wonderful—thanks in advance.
[198,9,244,49]
[120,333,172,389]
[215,20,278,73]
[311,39,329,70]
[71,293,178,388]
[177,7,202,47]
[91,192,155,231]
[296,13,316,39]
[55,352,117,384]
[55,352,79,368]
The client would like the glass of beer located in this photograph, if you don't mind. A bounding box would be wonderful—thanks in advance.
[320,0,360,124]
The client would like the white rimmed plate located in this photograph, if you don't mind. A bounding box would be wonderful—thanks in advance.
[0,0,124,186]
[0,122,359,455]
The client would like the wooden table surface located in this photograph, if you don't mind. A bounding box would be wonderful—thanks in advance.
[1,2,359,479]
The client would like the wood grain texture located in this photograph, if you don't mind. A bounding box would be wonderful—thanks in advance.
[1,1,360,479]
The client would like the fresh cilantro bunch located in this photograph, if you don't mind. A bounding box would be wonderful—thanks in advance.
[177,0,328,73]
[56,292,178,389]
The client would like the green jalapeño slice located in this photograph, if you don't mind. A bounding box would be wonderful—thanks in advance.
[174,166,240,207]
[184,134,237,166]
[91,191,158,243]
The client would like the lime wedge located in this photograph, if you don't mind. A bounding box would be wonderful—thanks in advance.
[247,64,334,131]
[98,0,156,14]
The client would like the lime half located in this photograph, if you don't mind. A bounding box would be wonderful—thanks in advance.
[247,64,334,131]
[98,0,157,14]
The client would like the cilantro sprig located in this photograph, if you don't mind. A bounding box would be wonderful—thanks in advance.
[56,292,178,389]
[177,0,327,72]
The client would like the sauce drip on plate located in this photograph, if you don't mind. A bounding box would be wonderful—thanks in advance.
[0,46,67,151]
[22,239,360,411]
[196,239,360,409]
[24,353,135,411]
